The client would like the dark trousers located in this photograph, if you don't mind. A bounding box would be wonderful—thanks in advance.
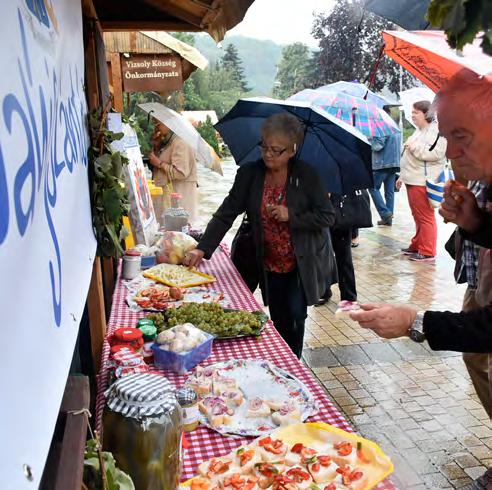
[328,228,357,301]
[267,268,307,359]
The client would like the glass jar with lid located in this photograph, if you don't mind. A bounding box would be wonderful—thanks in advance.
[163,193,189,233]
[103,373,183,490]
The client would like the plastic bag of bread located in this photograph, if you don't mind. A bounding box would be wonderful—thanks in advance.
[156,231,198,265]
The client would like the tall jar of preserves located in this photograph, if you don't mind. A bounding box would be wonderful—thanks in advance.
[103,373,183,490]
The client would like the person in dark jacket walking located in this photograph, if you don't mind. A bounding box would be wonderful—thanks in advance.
[183,113,336,358]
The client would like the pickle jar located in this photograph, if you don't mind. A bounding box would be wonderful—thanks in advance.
[103,373,183,490]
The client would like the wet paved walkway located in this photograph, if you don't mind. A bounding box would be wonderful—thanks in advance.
[197,161,490,489]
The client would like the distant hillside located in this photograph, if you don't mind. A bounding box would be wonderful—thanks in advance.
[194,34,284,95]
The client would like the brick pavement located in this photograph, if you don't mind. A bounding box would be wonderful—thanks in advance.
[303,191,489,489]
[197,162,490,489]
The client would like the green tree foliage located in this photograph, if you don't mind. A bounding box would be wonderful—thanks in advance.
[221,43,250,92]
[308,0,415,94]
[124,92,161,155]
[427,0,492,54]
[273,43,312,98]
[196,116,220,154]
[193,35,283,94]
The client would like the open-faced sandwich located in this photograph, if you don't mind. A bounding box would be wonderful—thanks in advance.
[198,458,237,484]
[198,397,234,427]
[252,462,285,489]
[255,436,288,462]
[233,447,262,474]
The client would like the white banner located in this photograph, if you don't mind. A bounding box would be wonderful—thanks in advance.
[0,1,96,487]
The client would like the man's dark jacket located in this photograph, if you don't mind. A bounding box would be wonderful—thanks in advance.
[424,186,492,352]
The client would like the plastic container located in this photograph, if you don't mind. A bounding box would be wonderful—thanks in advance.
[163,193,189,233]
[141,254,157,270]
[152,331,214,374]
[103,373,183,490]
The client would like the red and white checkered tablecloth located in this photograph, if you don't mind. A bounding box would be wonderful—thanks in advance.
[96,245,396,489]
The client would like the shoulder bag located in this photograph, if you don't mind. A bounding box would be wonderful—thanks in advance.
[331,189,373,229]
[230,214,259,293]
[425,162,454,208]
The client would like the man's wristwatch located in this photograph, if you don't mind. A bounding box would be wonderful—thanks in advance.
[408,311,426,343]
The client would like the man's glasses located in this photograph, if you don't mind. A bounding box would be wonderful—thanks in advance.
[260,143,287,157]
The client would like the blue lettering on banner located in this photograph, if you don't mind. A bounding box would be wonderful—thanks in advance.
[0,9,89,326]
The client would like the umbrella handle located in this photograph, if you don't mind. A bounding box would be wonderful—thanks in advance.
[365,44,385,90]
[147,109,155,125]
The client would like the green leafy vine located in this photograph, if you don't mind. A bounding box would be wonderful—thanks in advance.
[88,104,130,258]
[427,0,492,55]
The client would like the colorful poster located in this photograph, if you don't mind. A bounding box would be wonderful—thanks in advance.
[110,118,158,246]
[0,1,95,487]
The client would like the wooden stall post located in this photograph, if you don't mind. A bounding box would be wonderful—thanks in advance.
[109,52,124,113]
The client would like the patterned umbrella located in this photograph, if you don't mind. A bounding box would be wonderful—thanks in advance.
[383,30,492,92]
[288,89,399,139]
[316,81,397,108]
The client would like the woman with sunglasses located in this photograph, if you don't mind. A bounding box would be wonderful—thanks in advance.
[183,113,336,358]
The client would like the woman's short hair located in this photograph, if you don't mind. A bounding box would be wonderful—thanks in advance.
[413,100,434,122]
[261,113,305,147]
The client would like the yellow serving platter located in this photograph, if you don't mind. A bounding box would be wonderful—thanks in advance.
[183,422,394,490]
[143,263,216,288]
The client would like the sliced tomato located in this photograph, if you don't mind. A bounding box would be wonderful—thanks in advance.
[349,470,364,482]
[311,463,320,472]
[135,298,152,307]
[286,467,310,482]
[324,484,336,490]
[258,436,272,447]
[334,441,353,457]
[317,455,332,466]
[240,449,255,466]
[291,443,304,454]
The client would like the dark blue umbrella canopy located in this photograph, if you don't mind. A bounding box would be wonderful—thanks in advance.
[364,0,431,30]
[215,97,373,195]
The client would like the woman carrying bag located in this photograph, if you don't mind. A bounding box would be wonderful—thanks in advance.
[397,101,447,263]
[183,113,336,359]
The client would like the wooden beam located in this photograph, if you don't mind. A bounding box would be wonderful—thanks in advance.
[143,0,204,28]
[100,20,201,32]
[87,257,106,373]
[109,53,124,113]
[101,257,116,320]
[54,377,90,490]
[40,376,90,490]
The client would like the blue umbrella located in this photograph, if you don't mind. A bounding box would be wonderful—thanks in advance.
[215,97,373,195]
[364,0,431,30]
[316,81,397,108]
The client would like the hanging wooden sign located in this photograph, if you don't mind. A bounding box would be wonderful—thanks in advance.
[121,53,183,92]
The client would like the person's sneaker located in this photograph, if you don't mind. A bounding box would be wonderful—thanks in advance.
[409,253,435,263]
[401,247,418,255]
[377,215,393,226]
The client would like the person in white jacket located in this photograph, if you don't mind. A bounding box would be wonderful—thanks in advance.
[396,100,447,262]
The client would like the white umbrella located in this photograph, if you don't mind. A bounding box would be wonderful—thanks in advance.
[138,102,223,175]
[399,87,436,127]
